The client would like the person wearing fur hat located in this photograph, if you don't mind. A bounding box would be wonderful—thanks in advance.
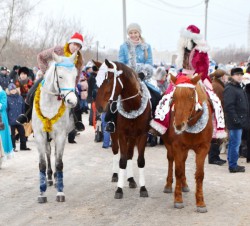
[6,83,30,151]
[16,32,85,131]
[223,67,250,172]
[149,25,227,140]
[15,67,33,100]
[105,22,157,133]
[208,69,228,165]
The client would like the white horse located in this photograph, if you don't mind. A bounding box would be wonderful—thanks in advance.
[32,52,78,203]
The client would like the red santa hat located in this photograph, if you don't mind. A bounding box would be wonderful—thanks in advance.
[68,32,84,47]
[180,25,203,43]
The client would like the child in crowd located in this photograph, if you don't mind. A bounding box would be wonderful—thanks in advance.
[6,83,30,151]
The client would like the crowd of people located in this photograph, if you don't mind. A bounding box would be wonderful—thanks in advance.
[1,23,250,174]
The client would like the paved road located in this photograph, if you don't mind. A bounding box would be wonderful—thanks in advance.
[1,114,250,226]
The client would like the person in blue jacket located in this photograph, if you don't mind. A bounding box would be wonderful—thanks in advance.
[105,23,160,134]
[0,85,14,158]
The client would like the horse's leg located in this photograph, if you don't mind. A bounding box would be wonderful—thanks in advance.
[194,144,209,213]
[181,150,190,192]
[127,138,137,188]
[37,138,48,203]
[137,134,148,198]
[54,137,66,202]
[114,136,127,199]
[173,145,185,209]
[163,143,174,193]
[46,142,53,186]
[111,132,119,182]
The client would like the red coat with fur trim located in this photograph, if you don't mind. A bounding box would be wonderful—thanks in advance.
[191,48,210,82]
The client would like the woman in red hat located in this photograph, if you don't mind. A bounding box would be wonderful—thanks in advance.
[149,25,227,139]
[16,32,85,131]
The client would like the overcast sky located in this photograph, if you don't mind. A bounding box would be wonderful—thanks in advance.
[35,0,250,52]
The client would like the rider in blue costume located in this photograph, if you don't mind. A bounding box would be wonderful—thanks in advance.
[105,23,161,134]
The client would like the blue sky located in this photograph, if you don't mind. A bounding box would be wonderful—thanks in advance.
[34,0,250,51]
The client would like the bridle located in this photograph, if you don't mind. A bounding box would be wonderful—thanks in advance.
[106,61,140,113]
[42,62,76,102]
[173,83,202,125]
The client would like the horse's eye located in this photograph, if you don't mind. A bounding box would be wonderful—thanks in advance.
[59,76,63,79]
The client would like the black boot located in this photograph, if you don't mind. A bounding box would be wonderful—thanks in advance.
[16,114,29,124]
[105,121,115,133]
[20,143,31,151]
[75,121,85,131]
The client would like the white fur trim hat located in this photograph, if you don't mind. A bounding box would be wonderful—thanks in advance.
[68,32,84,47]
[127,23,142,34]
[180,25,202,43]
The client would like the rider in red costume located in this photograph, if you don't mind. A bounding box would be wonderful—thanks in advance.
[150,25,227,139]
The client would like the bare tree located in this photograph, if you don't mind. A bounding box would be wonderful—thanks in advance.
[0,0,42,55]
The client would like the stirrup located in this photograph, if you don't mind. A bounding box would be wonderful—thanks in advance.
[16,114,28,124]
[105,121,115,133]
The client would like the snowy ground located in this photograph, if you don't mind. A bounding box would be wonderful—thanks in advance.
[1,114,250,226]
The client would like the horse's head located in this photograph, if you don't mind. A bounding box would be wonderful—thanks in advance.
[95,59,124,113]
[171,73,201,133]
[44,52,78,108]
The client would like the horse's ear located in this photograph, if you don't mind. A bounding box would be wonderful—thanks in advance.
[92,60,102,69]
[105,59,112,68]
[170,73,177,84]
[52,52,63,63]
[69,51,77,63]
[191,73,201,85]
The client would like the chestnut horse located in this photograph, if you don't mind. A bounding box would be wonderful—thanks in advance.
[95,60,151,199]
[161,74,213,213]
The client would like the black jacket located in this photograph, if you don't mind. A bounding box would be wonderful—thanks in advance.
[87,72,97,103]
[223,79,250,130]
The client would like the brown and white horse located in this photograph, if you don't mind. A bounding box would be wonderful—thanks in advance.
[95,60,151,199]
[162,74,213,212]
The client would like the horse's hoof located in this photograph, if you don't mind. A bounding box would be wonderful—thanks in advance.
[114,187,123,199]
[54,183,57,188]
[163,187,172,193]
[197,206,207,213]
[140,186,149,197]
[128,177,137,188]
[38,195,47,203]
[47,180,53,186]
[182,186,190,192]
[111,173,118,182]
[56,192,65,202]
[174,202,184,209]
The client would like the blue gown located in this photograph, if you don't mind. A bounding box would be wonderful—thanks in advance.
[0,88,13,156]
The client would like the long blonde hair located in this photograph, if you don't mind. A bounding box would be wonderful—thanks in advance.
[140,35,148,60]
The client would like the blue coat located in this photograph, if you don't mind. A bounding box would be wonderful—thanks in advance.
[118,41,153,65]
[7,93,25,126]
[0,89,13,155]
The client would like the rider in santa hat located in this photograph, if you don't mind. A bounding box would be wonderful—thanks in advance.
[16,32,85,131]
[150,25,227,139]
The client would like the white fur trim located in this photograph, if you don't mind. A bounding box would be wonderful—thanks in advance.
[215,130,228,139]
[112,154,119,173]
[139,168,145,187]
[68,38,83,46]
[150,120,167,135]
[126,160,134,179]
[118,169,126,188]
[180,27,203,42]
